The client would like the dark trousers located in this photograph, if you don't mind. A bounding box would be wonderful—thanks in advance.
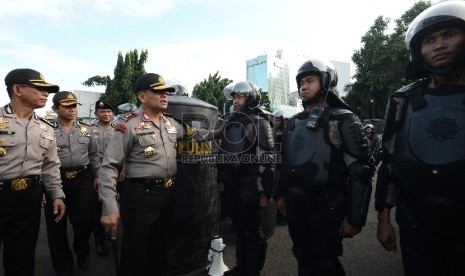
[284,187,345,276]
[119,180,174,276]
[0,182,42,276]
[396,202,465,276]
[44,171,96,274]
[223,175,268,275]
[92,191,105,244]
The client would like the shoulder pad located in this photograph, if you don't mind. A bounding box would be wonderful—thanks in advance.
[38,116,56,128]
[120,112,137,122]
[325,107,352,117]
[394,79,429,96]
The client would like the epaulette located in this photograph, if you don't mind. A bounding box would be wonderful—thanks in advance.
[163,112,173,118]
[38,116,56,128]
[120,112,137,122]
[77,120,92,127]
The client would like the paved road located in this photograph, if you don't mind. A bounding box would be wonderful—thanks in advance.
[0,184,404,276]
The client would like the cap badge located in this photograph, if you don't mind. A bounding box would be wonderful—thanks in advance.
[99,102,104,107]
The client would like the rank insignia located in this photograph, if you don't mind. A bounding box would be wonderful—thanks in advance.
[144,146,155,157]
[0,138,5,145]
[0,147,6,157]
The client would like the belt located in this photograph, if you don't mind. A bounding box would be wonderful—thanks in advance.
[127,177,175,190]
[60,166,88,180]
[0,175,40,191]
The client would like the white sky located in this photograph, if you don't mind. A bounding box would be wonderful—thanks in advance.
[0,0,436,115]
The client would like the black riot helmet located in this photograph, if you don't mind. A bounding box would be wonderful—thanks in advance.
[404,1,465,79]
[296,59,338,93]
[223,81,261,110]
[295,59,349,109]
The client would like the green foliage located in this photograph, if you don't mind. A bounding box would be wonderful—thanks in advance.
[259,90,271,111]
[82,49,148,111]
[191,72,233,115]
[345,1,431,120]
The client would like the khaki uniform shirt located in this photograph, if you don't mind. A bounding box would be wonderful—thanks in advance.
[99,108,188,215]
[55,120,100,178]
[0,105,65,200]
[91,122,115,163]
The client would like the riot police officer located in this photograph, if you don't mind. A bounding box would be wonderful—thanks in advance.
[44,91,100,275]
[99,73,210,276]
[376,2,465,275]
[364,124,380,164]
[218,81,275,276]
[1,68,66,276]
[90,99,115,256]
[275,59,373,276]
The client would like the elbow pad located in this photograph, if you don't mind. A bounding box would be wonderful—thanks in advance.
[339,115,370,159]
[347,161,373,227]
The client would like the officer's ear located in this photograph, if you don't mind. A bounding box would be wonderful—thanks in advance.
[137,91,147,104]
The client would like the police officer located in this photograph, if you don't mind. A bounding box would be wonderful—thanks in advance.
[0,68,66,276]
[275,59,373,276]
[99,73,208,276]
[364,124,380,164]
[44,91,100,275]
[376,2,465,275]
[90,99,115,256]
[218,81,275,276]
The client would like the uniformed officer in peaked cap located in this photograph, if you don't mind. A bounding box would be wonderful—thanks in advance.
[44,90,100,275]
[98,73,221,276]
[91,99,115,257]
[1,68,66,276]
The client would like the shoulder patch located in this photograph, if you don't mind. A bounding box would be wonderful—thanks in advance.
[115,124,127,134]
[120,112,137,122]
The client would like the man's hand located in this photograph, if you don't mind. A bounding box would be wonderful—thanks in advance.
[377,208,397,252]
[259,193,272,208]
[339,217,362,238]
[93,177,100,191]
[101,213,120,239]
[52,198,66,223]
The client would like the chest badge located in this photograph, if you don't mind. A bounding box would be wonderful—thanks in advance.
[0,117,9,129]
[144,146,155,157]
[425,115,461,142]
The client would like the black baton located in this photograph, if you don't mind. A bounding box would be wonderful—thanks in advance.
[111,236,120,276]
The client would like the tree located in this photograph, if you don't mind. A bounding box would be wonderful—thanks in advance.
[191,72,233,115]
[82,49,148,111]
[345,1,431,120]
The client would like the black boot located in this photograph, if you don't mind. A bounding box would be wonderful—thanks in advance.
[244,238,267,276]
[224,237,247,276]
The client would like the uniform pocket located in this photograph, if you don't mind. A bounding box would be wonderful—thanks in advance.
[78,136,90,153]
